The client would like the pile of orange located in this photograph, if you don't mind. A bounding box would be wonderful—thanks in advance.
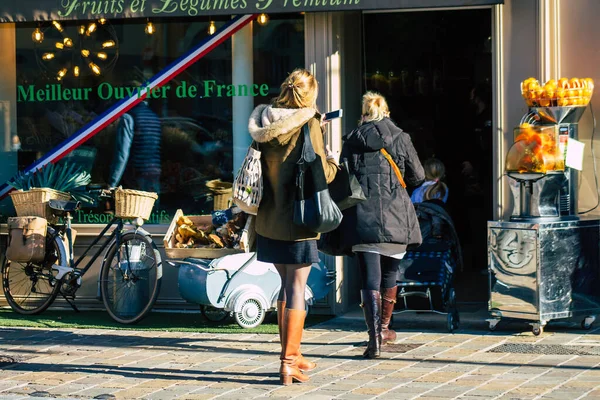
[510,123,564,172]
[521,77,594,107]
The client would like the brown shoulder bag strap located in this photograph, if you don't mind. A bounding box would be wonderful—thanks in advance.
[380,148,407,189]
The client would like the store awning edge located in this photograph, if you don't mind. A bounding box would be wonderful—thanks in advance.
[1,0,504,23]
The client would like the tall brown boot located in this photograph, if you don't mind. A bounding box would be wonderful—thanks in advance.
[360,290,382,358]
[279,308,310,385]
[381,287,398,344]
[277,301,316,372]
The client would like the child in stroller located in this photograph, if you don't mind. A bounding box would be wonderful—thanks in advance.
[394,199,464,332]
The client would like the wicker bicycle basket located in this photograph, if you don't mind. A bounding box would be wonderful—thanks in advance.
[205,180,233,211]
[9,188,71,223]
[114,188,158,220]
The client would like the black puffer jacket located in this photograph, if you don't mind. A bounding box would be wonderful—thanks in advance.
[340,118,425,247]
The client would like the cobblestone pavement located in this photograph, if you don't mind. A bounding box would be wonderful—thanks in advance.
[1,308,600,400]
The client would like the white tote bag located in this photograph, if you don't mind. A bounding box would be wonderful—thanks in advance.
[233,142,262,215]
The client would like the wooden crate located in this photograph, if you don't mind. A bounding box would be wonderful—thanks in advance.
[163,209,249,260]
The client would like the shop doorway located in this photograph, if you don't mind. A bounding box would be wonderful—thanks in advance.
[361,8,493,303]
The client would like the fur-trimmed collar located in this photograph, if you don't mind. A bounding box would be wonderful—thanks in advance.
[248,104,317,144]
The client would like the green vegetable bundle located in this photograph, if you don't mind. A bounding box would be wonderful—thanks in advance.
[9,162,92,194]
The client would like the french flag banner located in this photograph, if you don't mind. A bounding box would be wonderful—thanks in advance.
[0,14,256,200]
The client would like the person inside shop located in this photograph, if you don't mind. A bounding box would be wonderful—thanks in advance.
[340,91,425,359]
[459,82,493,274]
[248,68,338,385]
[411,157,449,205]
[108,80,162,195]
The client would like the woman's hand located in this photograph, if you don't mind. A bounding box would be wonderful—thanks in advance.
[325,145,339,164]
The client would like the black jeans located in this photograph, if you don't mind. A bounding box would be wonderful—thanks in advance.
[357,252,400,291]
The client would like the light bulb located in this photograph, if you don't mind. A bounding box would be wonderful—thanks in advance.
[87,22,97,35]
[257,13,269,25]
[42,53,55,61]
[97,52,107,60]
[81,49,90,57]
[52,21,64,32]
[55,42,64,50]
[32,28,44,43]
[79,25,85,35]
[208,21,216,35]
[63,37,73,47]
[99,18,107,25]
[89,62,101,75]
[57,68,67,80]
[102,40,115,48]
[74,66,80,77]
[145,21,155,35]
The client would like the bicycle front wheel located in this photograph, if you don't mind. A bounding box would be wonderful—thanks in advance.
[100,232,161,324]
[2,228,64,314]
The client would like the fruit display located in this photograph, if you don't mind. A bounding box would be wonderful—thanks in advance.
[521,77,594,107]
[506,124,564,173]
[174,209,248,249]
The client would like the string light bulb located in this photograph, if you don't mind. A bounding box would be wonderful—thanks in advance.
[145,21,155,35]
[63,37,73,48]
[257,13,269,25]
[87,22,97,36]
[52,21,64,32]
[79,25,86,35]
[57,68,67,81]
[97,52,107,60]
[74,66,80,77]
[101,40,115,48]
[42,53,55,61]
[98,17,107,24]
[81,49,90,57]
[32,28,44,43]
[89,62,101,75]
[208,21,216,35]
[55,42,64,50]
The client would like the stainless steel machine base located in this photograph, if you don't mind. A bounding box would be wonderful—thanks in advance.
[488,218,600,335]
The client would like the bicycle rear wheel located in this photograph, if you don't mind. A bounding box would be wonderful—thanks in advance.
[2,228,65,314]
[100,232,161,324]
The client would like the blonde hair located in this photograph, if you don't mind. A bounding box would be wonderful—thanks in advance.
[360,91,390,125]
[273,68,318,109]
[423,158,449,202]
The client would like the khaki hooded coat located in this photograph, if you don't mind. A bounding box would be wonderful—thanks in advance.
[248,105,338,242]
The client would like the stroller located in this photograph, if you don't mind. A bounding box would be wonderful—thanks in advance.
[394,200,463,332]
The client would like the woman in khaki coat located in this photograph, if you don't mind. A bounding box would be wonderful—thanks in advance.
[248,68,337,385]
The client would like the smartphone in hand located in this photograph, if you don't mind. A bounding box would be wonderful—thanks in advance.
[323,109,343,121]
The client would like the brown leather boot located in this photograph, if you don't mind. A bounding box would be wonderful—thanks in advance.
[381,287,398,344]
[277,301,316,372]
[360,290,382,359]
[279,308,310,385]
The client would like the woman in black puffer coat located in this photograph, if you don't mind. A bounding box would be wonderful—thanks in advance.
[341,91,425,358]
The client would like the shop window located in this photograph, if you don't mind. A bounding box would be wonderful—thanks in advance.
[4,14,304,224]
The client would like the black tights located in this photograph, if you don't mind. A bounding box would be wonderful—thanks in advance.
[357,252,400,291]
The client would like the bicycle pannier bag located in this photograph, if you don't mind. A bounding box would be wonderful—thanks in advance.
[6,216,47,263]
[232,141,262,215]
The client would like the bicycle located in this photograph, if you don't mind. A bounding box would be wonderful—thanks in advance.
[1,186,162,324]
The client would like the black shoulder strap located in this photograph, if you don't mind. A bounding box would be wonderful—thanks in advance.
[300,123,317,163]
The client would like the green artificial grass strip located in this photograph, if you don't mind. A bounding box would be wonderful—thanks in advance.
[0,308,332,334]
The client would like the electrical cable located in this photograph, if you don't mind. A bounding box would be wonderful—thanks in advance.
[578,100,599,214]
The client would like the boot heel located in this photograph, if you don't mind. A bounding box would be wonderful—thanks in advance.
[280,374,293,385]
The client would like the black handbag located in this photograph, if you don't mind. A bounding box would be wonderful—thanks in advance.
[317,207,358,256]
[293,124,343,233]
[328,158,366,211]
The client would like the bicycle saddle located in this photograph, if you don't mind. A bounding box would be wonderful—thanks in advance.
[49,199,80,216]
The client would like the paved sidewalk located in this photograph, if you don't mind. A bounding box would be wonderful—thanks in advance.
[1,307,600,400]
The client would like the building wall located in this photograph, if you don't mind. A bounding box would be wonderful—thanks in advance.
[559,0,600,217]
[498,0,539,219]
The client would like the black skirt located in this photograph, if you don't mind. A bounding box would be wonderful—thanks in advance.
[256,234,320,264]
